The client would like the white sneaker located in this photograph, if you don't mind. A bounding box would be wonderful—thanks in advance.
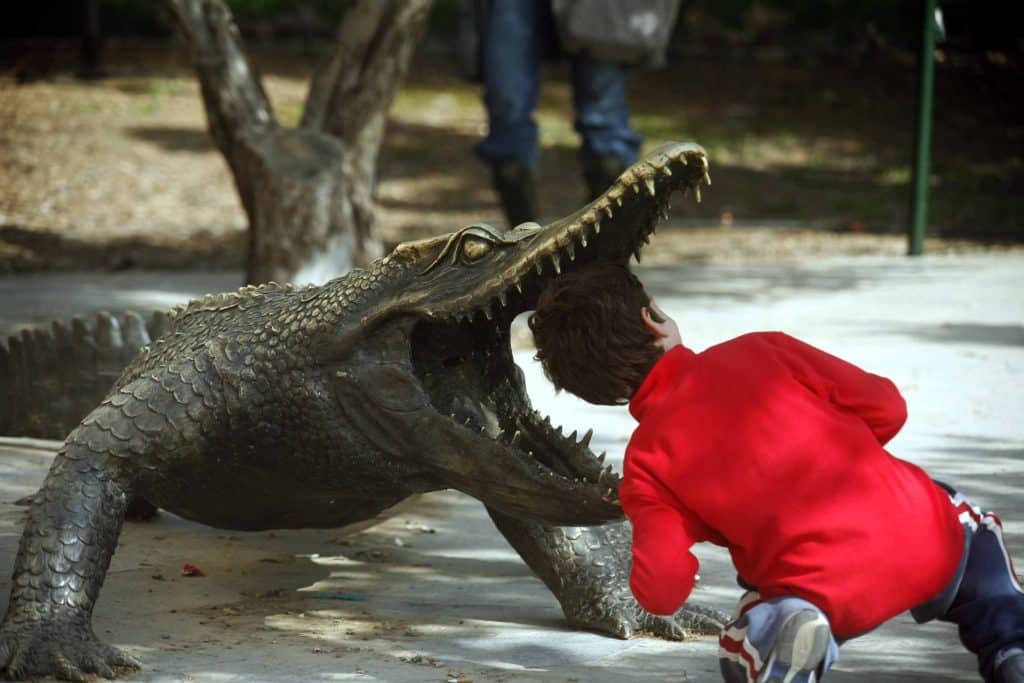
[756,609,831,683]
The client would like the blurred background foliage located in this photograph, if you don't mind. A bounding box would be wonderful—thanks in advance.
[0,0,1020,267]
[3,0,1020,55]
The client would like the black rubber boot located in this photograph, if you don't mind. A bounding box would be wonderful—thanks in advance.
[582,154,629,201]
[998,652,1024,683]
[491,162,539,228]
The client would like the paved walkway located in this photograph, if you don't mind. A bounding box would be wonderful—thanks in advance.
[1,252,1022,681]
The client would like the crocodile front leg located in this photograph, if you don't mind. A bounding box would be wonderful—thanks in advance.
[0,439,139,681]
[487,508,726,640]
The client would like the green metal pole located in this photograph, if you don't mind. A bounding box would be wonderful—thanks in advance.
[909,0,937,256]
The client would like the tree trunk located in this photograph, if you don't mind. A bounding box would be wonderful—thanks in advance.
[165,0,431,285]
[78,0,104,79]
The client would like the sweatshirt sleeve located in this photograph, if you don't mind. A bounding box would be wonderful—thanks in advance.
[620,470,701,616]
[769,332,908,445]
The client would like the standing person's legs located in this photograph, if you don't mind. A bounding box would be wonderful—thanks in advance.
[475,0,545,167]
[569,57,643,199]
[916,487,1024,683]
[719,590,839,683]
[474,0,549,226]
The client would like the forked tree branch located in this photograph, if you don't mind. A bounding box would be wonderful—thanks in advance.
[164,0,276,157]
[165,0,431,284]
[301,0,432,145]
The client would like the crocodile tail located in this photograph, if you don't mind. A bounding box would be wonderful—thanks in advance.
[0,310,173,440]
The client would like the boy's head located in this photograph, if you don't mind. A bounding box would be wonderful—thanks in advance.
[528,264,680,405]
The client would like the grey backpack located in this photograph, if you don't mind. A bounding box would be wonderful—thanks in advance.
[550,0,682,67]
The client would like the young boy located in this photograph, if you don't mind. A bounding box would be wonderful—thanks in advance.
[528,264,1024,683]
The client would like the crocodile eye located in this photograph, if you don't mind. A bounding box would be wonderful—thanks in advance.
[462,236,493,262]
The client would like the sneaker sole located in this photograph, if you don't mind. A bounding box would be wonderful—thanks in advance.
[756,610,831,683]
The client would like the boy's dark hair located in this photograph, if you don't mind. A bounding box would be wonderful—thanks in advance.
[528,264,664,405]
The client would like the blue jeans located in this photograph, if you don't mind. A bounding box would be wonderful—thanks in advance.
[474,0,643,169]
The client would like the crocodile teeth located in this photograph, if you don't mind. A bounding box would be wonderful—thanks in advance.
[482,304,493,320]
[551,252,562,275]
[593,221,601,234]
[602,204,613,218]
[633,245,642,263]
[512,430,522,445]
[580,428,593,448]
[597,452,606,464]
[644,177,656,196]
[579,231,588,248]
[565,243,576,261]
[498,290,507,308]
[631,183,639,194]
[694,185,702,203]
[535,261,544,275]
[663,166,672,176]
[615,196,623,206]
[703,171,712,186]
[567,429,577,442]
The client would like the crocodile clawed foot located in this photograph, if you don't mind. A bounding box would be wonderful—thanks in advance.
[563,587,727,642]
[637,601,728,640]
[0,615,140,681]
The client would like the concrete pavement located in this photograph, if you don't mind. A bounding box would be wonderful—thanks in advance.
[1,251,1021,681]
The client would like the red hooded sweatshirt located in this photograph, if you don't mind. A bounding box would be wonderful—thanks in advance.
[620,332,964,637]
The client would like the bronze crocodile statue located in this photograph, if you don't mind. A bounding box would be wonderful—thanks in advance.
[0,142,717,681]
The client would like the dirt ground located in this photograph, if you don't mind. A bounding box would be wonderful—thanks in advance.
[0,41,1020,273]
